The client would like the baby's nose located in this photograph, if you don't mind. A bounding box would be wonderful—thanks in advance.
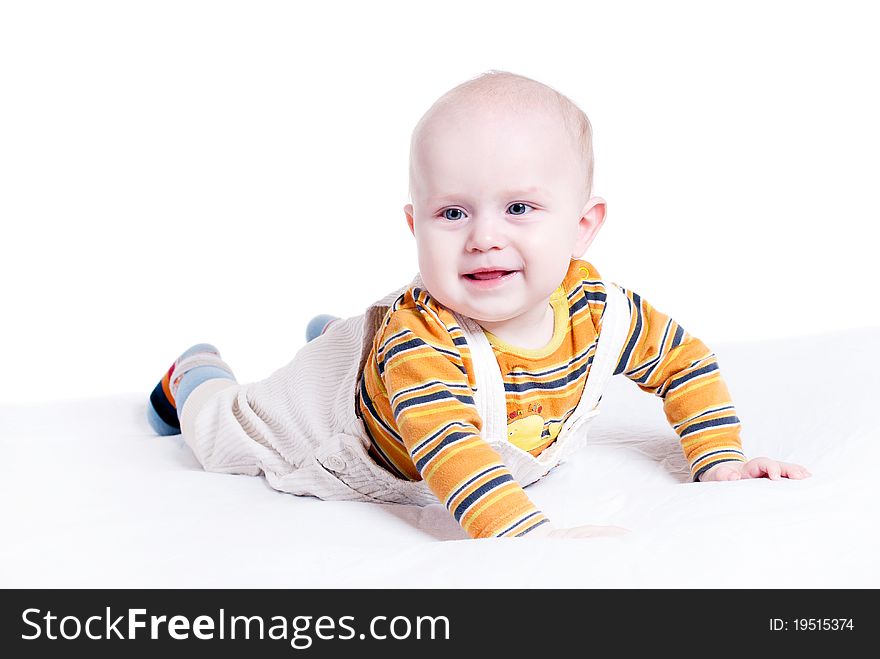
[466,215,509,250]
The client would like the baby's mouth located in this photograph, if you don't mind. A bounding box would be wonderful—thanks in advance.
[463,270,517,280]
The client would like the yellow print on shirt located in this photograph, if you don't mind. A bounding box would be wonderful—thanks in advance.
[506,403,562,452]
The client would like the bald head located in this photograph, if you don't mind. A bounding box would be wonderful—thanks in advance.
[408,70,594,209]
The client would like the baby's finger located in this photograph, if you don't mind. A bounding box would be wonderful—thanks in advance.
[782,464,811,479]
[759,461,782,480]
[742,457,773,479]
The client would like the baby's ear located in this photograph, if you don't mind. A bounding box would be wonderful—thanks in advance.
[573,197,607,256]
[404,204,415,236]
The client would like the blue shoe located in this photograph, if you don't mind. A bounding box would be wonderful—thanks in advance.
[146,343,230,436]
[306,314,341,342]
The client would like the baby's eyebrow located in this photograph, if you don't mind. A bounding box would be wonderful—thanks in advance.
[428,187,547,203]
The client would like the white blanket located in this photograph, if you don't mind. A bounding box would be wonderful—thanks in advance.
[3,327,878,588]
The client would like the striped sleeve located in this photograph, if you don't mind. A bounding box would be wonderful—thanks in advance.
[378,300,550,539]
[610,283,747,481]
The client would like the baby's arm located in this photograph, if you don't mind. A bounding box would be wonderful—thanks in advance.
[608,283,745,479]
[379,310,549,539]
[607,282,811,482]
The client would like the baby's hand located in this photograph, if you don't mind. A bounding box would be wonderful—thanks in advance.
[698,457,811,482]
[526,523,630,539]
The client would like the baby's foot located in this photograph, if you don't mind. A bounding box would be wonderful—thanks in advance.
[306,314,341,342]
[146,343,234,435]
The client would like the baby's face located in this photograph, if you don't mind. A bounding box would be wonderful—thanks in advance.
[405,106,604,327]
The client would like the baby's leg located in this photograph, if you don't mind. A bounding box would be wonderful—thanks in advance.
[145,314,407,503]
[146,343,236,436]
[148,310,339,436]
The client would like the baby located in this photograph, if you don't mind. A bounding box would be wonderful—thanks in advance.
[147,70,810,540]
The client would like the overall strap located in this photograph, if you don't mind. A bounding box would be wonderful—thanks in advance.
[452,279,632,446]
[558,279,631,438]
[451,310,510,444]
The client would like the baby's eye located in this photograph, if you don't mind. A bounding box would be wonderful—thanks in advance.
[440,203,534,221]
[508,202,533,215]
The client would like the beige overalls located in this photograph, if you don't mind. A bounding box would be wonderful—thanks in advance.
[179,273,631,507]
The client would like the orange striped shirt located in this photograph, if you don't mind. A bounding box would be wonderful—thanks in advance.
[356,258,745,538]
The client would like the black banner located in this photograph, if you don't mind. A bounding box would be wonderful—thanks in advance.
[0,589,868,655]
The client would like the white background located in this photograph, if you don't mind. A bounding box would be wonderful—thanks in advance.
[1,0,877,405]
